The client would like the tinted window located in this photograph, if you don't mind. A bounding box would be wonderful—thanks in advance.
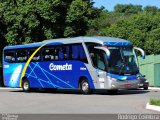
[41,44,88,63]
[89,49,107,71]
[42,48,55,61]
[4,50,15,62]
[16,49,28,62]
[71,44,88,63]
[64,46,71,60]
[29,49,41,61]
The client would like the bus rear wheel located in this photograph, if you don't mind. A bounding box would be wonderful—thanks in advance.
[22,79,30,92]
[80,79,91,95]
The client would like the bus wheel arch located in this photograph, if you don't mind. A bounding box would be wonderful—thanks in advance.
[78,76,92,95]
[22,77,31,92]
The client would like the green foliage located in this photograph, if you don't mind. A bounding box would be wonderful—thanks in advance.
[150,98,160,106]
[1,2,160,59]
[144,6,159,14]
[114,4,142,14]
[0,0,102,65]
[89,6,160,55]
[64,0,96,37]
[86,11,131,36]
[145,28,160,54]
[0,0,98,45]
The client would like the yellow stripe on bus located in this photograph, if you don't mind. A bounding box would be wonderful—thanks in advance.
[20,43,47,87]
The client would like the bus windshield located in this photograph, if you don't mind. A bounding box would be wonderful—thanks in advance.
[108,46,138,75]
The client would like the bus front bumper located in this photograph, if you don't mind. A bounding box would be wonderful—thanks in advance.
[109,79,140,90]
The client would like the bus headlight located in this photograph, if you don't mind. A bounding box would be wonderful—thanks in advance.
[111,78,117,81]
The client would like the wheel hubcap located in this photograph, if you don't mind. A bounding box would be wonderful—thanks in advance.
[82,82,89,91]
[23,82,29,90]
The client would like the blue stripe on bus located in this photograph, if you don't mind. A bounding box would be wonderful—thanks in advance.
[103,42,132,46]
[107,73,139,81]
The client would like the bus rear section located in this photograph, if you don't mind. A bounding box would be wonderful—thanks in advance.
[3,42,95,94]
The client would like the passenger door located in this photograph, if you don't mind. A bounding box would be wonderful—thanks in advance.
[90,49,108,89]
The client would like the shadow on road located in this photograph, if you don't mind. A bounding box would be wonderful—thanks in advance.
[9,88,150,95]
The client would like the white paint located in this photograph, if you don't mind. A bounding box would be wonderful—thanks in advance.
[100,83,104,88]
[98,71,104,75]
[9,65,22,86]
[99,78,104,82]
[49,63,72,71]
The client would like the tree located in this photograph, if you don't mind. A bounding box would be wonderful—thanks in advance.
[114,4,142,14]
[104,12,160,54]
[0,0,97,46]
[144,6,159,14]
[145,28,160,54]
[64,0,95,37]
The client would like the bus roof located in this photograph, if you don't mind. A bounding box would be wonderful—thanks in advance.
[4,36,132,50]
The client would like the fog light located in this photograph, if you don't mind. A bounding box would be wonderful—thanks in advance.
[137,77,140,80]
[112,84,115,88]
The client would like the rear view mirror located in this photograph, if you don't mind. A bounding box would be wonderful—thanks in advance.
[134,47,145,59]
[142,75,146,77]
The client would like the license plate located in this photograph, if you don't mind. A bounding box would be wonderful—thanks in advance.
[139,84,143,86]
[124,84,132,88]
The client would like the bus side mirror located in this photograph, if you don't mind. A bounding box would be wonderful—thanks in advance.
[142,75,146,77]
[105,48,110,59]
[134,47,145,59]
[94,46,110,59]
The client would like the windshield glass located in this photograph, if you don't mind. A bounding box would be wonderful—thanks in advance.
[108,46,138,75]
[85,42,139,75]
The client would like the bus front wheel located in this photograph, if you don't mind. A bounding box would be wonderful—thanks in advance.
[22,79,30,92]
[80,79,91,95]
[107,90,118,94]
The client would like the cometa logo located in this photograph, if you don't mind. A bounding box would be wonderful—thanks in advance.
[49,63,72,71]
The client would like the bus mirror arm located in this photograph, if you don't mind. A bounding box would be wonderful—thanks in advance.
[94,46,110,59]
[134,47,145,59]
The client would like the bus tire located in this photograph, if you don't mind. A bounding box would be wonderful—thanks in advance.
[107,90,118,95]
[22,79,30,92]
[144,87,148,90]
[80,79,91,95]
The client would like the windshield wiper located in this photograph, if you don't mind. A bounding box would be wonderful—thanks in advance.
[118,63,125,75]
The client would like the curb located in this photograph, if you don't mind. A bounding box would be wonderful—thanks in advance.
[146,102,160,112]
[148,87,160,90]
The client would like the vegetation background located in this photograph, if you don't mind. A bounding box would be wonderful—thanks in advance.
[1,0,160,65]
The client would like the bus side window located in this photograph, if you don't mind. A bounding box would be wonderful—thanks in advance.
[90,49,106,71]
[59,47,64,60]
[72,45,79,60]
[16,49,28,62]
[64,46,68,60]
[29,49,40,61]
[54,47,59,60]
[4,50,15,62]
[79,45,88,63]
[43,48,55,61]
[65,45,72,60]
[71,44,88,63]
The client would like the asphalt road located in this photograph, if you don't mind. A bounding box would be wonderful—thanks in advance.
[0,88,159,114]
